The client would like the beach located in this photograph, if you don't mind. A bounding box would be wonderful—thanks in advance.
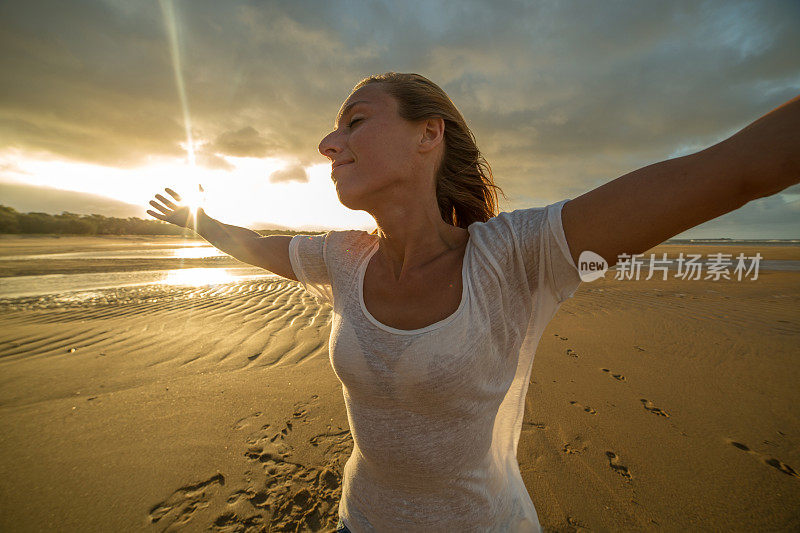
[0,236,798,531]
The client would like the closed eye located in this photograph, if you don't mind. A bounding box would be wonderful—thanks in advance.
[348,117,363,128]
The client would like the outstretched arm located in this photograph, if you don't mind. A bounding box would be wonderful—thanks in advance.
[561,95,800,267]
[147,188,298,281]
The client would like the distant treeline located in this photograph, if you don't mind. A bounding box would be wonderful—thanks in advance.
[0,205,321,237]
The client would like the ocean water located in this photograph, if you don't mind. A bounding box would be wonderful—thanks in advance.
[0,241,797,299]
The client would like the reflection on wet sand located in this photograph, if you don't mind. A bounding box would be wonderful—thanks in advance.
[0,267,276,299]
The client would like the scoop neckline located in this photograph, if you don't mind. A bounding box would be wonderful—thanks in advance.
[358,234,471,335]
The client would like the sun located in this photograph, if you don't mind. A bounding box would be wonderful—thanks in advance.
[180,184,206,215]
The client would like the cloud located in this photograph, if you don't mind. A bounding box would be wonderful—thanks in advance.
[269,163,309,184]
[208,126,281,158]
[195,150,234,171]
[0,0,798,234]
[675,193,800,239]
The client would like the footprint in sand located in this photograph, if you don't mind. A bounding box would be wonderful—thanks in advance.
[601,368,626,381]
[634,346,646,352]
[212,512,265,531]
[215,395,353,532]
[148,473,226,529]
[605,451,632,480]
[566,348,578,359]
[232,432,352,531]
[562,436,588,455]
[522,421,548,431]
[569,400,596,415]
[243,418,291,448]
[725,438,800,479]
[566,516,589,529]
[640,399,669,417]
[290,394,319,424]
[553,334,569,341]
[232,411,263,431]
[245,394,321,445]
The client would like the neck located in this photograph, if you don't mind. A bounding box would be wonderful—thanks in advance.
[370,193,468,282]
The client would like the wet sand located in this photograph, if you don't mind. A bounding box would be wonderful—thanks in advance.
[0,235,240,277]
[0,244,798,531]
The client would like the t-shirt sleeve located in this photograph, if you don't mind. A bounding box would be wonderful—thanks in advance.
[484,199,582,304]
[543,199,582,303]
[288,232,333,306]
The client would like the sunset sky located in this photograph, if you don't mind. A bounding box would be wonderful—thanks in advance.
[1,0,798,236]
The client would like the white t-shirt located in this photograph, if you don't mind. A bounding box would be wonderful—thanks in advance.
[289,199,582,532]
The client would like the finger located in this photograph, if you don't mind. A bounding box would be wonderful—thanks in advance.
[155,193,178,210]
[147,209,167,221]
[198,183,204,193]
[165,187,182,202]
[149,199,172,215]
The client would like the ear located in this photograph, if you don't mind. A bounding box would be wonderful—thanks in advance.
[418,117,445,154]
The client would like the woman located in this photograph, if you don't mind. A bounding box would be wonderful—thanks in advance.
[148,73,799,532]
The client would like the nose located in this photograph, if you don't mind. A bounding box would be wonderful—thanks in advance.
[318,130,342,160]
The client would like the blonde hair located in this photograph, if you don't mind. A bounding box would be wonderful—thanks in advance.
[352,73,506,233]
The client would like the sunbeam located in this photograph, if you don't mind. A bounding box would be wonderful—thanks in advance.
[159,0,195,168]
[159,0,206,232]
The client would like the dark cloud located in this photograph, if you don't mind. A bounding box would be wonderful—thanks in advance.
[0,0,184,166]
[208,126,281,158]
[0,0,798,230]
[675,193,800,239]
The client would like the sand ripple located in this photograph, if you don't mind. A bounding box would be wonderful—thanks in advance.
[0,279,332,371]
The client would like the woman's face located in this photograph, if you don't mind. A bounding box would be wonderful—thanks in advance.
[318,83,425,211]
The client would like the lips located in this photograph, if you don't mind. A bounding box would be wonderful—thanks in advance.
[332,160,354,170]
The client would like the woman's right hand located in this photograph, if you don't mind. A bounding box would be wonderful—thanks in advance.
[146,188,202,229]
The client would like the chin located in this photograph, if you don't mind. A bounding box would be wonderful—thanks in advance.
[335,183,368,211]
[336,183,371,211]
